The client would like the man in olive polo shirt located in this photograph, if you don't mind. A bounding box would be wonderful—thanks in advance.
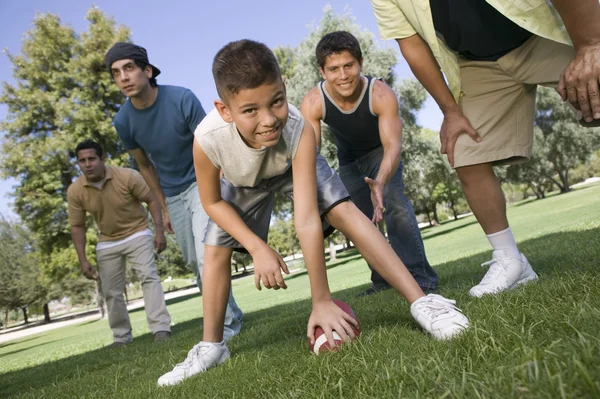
[67,139,171,347]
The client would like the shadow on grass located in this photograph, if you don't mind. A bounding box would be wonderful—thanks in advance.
[0,336,39,350]
[0,337,69,358]
[420,218,479,240]
[1,227,598,398]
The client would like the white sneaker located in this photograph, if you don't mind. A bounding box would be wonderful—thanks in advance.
[410,294,470,340]
[157,341,230,386]
[469,251,538,298]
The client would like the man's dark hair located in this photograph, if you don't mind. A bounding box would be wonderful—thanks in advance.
[316,31,363,69]
[75,140,104,160]
[134,60,158,87]
[212,39,281,101]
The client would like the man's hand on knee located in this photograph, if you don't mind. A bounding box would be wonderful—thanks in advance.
[440,110,481,166]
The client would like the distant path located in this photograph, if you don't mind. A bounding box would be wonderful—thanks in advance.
[0,286,200,345]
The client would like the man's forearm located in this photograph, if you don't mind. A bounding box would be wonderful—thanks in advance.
[70,225,88,263]
[138,165,168,212]
[550,0,600,49]
[146,199,164,233]
[376,145,401,184]
[398,35,459,115]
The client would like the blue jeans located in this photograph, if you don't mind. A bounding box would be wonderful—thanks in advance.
[338,147,438,291]
[166,182,243,339]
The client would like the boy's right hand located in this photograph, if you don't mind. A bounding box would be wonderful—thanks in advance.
[251,245,290,291]
[307,300,359,348]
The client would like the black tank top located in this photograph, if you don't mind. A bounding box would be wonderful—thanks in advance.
[320,76,382,165]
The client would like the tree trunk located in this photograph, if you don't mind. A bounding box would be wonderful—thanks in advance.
[329,239,337,262]
[4,310,8,328]
[426,209,433,227]
[124,285,129,304]
[432,206,440,225]
[21,307,28,324]
[451,201,458,220]
[559,168,570,193]
[43,303,51,323]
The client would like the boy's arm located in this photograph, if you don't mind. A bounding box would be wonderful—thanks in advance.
[291,122,359,347]
[193,139,289,290]
[368,80,403,223]
[396,34,480,166]
[128,148,173,234]
[299,87,324,149]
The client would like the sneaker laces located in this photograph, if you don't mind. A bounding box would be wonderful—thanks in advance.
[173,342,213,372]
[478,257,506,286]
[417,295,462,319]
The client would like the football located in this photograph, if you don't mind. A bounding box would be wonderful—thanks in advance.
[308,300,361,355]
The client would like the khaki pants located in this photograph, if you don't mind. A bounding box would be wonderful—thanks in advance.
[96,235,171,343]
[454,36,575,168]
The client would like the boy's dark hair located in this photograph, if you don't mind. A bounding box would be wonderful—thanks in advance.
[212,39,281,101]
[134,60,158,87]
[75,140,104,160]
[316,31,363,69]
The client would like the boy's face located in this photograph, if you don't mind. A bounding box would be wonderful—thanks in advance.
[77,149,105,183]
[110,58,152,97]
[215,79,288,150]
[319,50,363,99]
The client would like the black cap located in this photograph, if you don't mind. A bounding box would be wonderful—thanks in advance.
[105,42,161,78]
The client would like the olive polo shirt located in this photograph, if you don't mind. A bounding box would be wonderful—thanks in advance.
[67,166,151,242]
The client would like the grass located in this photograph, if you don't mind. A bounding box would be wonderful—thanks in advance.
[1,184,599,398]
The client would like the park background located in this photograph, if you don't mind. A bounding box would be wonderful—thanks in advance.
[1,1,599,398]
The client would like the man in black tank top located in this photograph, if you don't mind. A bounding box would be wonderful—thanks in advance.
[301,31,438,296]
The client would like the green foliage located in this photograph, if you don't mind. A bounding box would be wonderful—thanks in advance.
[267,217,300,258]
[0,8,131,304]
[534,87,600,192]
[0,218,43,315]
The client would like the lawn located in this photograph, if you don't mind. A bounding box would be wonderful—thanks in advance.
[1,184,599,398]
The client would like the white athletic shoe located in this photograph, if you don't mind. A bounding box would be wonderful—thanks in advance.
[157,341,230,387]
[469,251,538,298]
[410,294,470,340]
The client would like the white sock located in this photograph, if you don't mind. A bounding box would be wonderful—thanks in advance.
[486,227,520,258]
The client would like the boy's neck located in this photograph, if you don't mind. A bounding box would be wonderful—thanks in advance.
[131,85,159,109]
[326,75,366,111]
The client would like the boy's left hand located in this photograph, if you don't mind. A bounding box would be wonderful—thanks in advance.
[307,300,359,348]
[251,245,290,291]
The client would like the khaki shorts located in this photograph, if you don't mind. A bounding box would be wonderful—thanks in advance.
[454,36,575,168]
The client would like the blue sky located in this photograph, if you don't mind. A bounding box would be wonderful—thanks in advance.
[0,0,443,219]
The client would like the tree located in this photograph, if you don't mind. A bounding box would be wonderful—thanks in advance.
[506,128,555,199]
[534,87,600,193]
[0,218,42,326]
[0,8,131,312]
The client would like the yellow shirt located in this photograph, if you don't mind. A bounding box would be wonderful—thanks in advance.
[370,0,573,101]
[67,166,151,242]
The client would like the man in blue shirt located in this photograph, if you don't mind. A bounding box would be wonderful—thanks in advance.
[105,42,243,339]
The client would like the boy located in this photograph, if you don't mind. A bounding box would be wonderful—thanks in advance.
[157,40,469,387]
[301,31,438,297]
[67,140,171,346]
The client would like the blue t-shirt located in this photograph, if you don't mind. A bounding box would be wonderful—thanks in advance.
[113,85,206,197]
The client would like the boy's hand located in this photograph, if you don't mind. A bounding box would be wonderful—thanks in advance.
[251,245,290,291]
[307,300,359,348]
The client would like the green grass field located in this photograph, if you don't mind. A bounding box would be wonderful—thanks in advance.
[1,184,599,398]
